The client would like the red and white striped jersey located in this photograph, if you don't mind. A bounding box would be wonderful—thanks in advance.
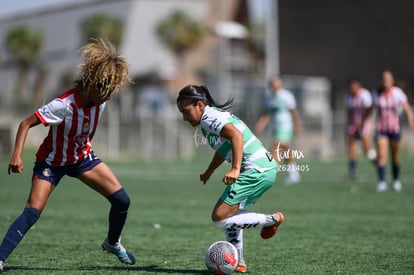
[346,88,372,131]
[34,89,106,166]
[376,87,407,133]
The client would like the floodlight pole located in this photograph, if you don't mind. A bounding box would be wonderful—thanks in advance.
[265,0,279,79]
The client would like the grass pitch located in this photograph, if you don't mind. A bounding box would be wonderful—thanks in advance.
[0,150,413,274]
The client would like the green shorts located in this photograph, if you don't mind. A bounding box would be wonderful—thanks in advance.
[273,128,293,144]
[220,168,277,209]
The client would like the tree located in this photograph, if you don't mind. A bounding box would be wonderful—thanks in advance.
[5,25,43,108]
[156,10,204,90]
[156,10,204,59]
[81,13,124,48]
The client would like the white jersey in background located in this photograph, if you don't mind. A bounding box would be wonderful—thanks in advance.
[265,89,297,133]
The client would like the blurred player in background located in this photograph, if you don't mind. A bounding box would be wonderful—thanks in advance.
[345,77,376,179]
[177,84,283,273]
[375,70,414,192]
[255,76,302,184]
[0,39,135,273]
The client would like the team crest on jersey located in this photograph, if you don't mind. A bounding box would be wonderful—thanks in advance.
[42,168,52,177]
[82,122,90,134]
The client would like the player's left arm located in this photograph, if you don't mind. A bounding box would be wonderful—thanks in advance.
[402,101,414,129]
[220,123,243,185]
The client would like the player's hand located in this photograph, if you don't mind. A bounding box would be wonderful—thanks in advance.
[200,169,213,185]
[8,155,24,175]
[222,169,239,185]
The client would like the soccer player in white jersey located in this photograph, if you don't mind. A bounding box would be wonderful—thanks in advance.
[0,39,135,273]
[256,76,302,184]
[346,78,376,179]
[375,70,414,192]
[177,84,284,273]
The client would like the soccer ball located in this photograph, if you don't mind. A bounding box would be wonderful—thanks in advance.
[205,241,239,275]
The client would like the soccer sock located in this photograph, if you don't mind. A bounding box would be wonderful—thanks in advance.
[289,163,300,178]
[214,210,275,229]
[349,160,356,175]
[225,227,243,261]
[0,208,40,262]
[377,165,385,182]
[392,164,400,181]
[107,188,130,245]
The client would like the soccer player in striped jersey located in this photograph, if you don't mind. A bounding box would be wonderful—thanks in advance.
[0,39,135,273]
[375,70,414,192]
[255,76,302,184]
[345,78,376,179]
[177,84,284,273]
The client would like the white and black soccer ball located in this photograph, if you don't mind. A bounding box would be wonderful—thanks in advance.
[205,241,239,275]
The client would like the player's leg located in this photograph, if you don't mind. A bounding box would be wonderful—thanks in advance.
[273,137,300,184]
[212,200,281,273]
[347,135,358,179]
[376,135,389,192]
[212,169,282,272]
[390,136,402,192]
[361,135,376,160]
[77,160,135,265]
[212,200,280,228]
[0,178,54,266]
[361,121,377,162]
[212,169,281,229]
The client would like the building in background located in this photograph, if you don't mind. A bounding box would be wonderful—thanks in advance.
[2,0,413,160]
[0,0,246,160]
[275,0,414,155]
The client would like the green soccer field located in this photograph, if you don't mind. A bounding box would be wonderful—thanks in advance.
[0,150,413,275]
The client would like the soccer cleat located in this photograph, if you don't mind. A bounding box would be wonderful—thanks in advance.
[102,238,136,265]
[392,180,402,192]
[236,259,247,273]
[0,260,3,273]
[260,212,284,239]
[376,181,387,192]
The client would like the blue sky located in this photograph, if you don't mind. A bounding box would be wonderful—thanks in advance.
[1,0,268,20]
[0,0,72,15]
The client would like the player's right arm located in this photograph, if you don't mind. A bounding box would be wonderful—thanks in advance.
[200,152,225,185]
[8,114,41,174]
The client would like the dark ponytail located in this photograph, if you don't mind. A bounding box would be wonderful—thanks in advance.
[176,84,233,111]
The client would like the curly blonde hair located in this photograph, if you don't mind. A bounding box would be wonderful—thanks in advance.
[75,38,130,98]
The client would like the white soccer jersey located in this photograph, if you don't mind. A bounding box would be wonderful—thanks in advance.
[376,87,407,133]
[265,89,297,132]
[35,89,106,166]
[346,88,372,134]
[200,106,275,173]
